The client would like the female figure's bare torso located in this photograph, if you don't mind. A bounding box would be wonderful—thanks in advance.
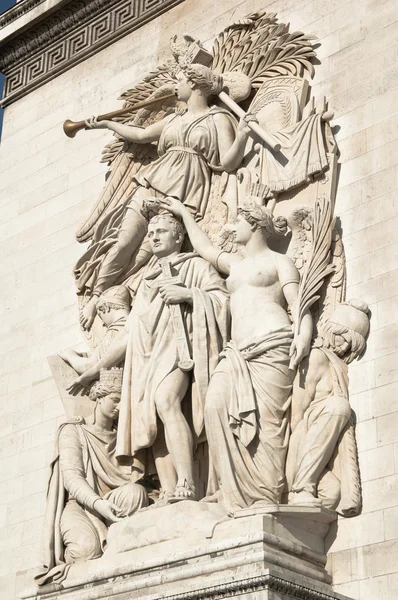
[227,253,293,349]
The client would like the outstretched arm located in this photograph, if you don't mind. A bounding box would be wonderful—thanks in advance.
[67,329,128,395]
[159,198,235,275]
[85,113,173,143]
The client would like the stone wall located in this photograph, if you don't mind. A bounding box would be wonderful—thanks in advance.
[0,0,397,598]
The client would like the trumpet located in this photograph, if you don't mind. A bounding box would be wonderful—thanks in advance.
[63,83,281,152]
[62,92,176,138]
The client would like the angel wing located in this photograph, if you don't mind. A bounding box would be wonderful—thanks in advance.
[75,67,179,243]
[286,206,313,275]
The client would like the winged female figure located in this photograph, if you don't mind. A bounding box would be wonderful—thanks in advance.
[77,64,252,330]
[73,12,318,332]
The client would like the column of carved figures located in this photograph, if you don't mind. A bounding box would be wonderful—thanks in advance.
[41,10,370,586]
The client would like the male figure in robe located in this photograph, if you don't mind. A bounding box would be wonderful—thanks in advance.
[116,213,229,501]
[69,213,229,502]
[36,368,148,587]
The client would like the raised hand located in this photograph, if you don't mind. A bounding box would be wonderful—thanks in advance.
[66,370,96,396]
[158,196,185,217]
[237,112,258,135]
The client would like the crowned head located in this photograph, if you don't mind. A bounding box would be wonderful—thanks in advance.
[90,368,123,423]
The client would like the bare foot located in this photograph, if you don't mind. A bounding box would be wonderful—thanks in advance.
[145,490,173,510]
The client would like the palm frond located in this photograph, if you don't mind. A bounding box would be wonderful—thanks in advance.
[212,11,316,85]
[294,196,336,333]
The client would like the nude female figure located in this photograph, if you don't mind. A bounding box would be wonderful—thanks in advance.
[159,196,312,513]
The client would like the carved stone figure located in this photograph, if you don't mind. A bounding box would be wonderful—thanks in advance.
[159,196,312,513]
[286,299,369,514]
[77,64,245,331]
[32,9,373,599]
[72,12,324,338]
[69,213,229,502]
[36,368,148,586]
[117,213,229,501]
[59,285,130,378]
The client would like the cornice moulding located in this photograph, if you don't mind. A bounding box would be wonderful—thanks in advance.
[0,0,47,31]
[0,0,185,107]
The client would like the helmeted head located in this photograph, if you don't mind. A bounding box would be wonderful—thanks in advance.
[89,368,123,423]
[96,286,130,327]
[321,299,370,364]
[148,214,185,258]
[233,202,287,245]
[176,64,223,101]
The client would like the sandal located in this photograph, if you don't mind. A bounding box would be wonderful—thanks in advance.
[168,479,196,503]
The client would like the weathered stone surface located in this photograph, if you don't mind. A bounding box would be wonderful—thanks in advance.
[0,0,397,599]
[22,503,351,600]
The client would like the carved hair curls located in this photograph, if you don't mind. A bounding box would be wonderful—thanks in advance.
[149,213,186,240]
[238,204,287,237]
[89,381,122,401]
[180,64,223,97]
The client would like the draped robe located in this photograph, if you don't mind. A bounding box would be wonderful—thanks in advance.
[204,327,295,514]
[36,418,147,587]
[116,253,229,466]
[74,108,235,298]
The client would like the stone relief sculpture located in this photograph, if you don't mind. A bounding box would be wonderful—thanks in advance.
[286,299,369,514]
[35,9,371,597]
[66,210,229,503]
[59,285,130,380]
[115,213,229,503]
[36,368,148,586]
[157,195,312,513]
[71,12,320,333]
[75,63,240,332]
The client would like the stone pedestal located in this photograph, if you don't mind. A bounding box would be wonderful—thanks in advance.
[22,502,353,600]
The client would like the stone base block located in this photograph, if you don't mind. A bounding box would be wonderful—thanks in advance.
[22,502,353,600]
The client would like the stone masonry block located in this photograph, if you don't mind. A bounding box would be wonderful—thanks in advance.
[351,539,398,579]
[384,505,398,542]
[377,412,398,446]
[374,350,398,387]
[327,510,384,553]
[358,575,390,600]
[361,474,398,513]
